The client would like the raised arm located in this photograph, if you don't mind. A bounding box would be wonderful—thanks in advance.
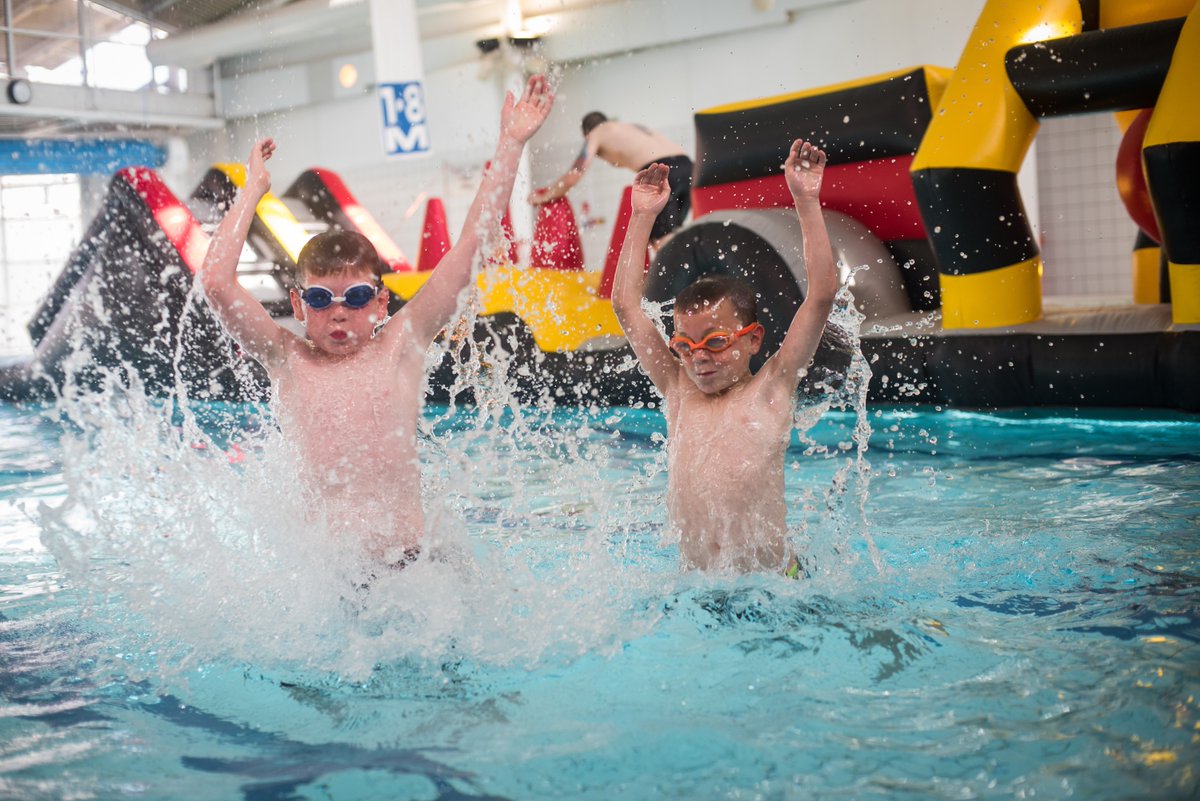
[198,138,292,370]
[528,135,597,206]
[399,74,553,346]
[762,139,838,388]
[611,163,679,394]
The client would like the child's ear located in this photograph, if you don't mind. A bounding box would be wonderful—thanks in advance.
[290,288,306,323]
[747,323,765,355]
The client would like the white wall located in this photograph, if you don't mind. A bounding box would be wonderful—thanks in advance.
[1038,114,1137,302]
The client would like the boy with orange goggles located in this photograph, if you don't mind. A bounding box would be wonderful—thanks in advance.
[611,139,838,574]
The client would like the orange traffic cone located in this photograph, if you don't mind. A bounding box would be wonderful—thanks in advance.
[530,196,584,271]
[417,197,451,272]
[598,186,648,298]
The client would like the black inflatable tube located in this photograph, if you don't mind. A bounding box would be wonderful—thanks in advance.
[884,238,941,311]
[693,67,937,189]
[1006,17,1184,118]
[1143,141,1200,265]
[862,331,1200,411]
[418,314,1200,411]
[24,175,269,402]
[26,189,117,347]
[911,167,1038,277]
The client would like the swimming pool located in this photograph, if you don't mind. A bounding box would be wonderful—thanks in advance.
[1,396,1197,800]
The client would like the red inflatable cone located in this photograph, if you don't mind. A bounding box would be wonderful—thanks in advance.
[530,196,584,271]
[598,186,648,298]
[417,197,452,272]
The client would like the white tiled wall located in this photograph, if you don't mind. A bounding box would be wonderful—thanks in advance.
[1036,114,1140,302]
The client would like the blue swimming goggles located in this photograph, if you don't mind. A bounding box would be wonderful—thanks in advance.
[298,282,380,310]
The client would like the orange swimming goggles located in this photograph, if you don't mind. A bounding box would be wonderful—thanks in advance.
[668,323,761,358]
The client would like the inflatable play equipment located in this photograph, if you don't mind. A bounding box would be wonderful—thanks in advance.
[285,168,413,272]
[653,0,1199,411]
[0,161,410,403]
[5,167,265,402]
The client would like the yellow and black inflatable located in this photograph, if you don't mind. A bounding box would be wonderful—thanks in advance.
[650,0,1198,410]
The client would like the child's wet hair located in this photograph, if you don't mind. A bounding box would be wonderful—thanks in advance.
[674,275,758,325]
[296,230,383,285]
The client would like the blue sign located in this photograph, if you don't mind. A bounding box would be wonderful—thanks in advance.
[378,81,430,157]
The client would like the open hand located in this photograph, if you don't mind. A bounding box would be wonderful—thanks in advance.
[247,137,275,196]
[784,139,825,201]
[631,163,670,215]
[502,74,554,144]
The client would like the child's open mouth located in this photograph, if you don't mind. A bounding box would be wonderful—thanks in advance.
[329,331,348,341]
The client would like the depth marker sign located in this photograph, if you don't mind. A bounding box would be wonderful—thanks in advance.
[379,81,429,156]
[370,0,429,159]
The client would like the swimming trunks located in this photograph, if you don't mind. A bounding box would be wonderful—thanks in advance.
[784,554,809,580]
[641,154,693,241]
[387,546,422,571]
[352,546,422,598]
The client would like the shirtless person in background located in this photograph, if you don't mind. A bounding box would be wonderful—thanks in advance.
[530,112,693,249]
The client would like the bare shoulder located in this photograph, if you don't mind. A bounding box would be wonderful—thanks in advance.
[371,307,417,347]
[372,307,440,364]
[595,120,635,144]
[746,362,801,405]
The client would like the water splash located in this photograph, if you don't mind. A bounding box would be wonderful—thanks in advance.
[791,282,881,576]
[32,233,882,688]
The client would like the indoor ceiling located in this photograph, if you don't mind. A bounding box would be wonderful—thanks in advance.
[1,0,306,138]
[82,0,296,33]
[90,0,479,32]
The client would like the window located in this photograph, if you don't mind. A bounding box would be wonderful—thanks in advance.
[0,175,82,355]
[1,0,186,93]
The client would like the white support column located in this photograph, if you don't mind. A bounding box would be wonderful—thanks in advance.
[369,0,430,159]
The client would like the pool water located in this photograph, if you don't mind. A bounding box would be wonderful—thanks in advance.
[1,398,1198,801]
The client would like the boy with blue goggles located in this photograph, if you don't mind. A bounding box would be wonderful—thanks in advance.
[199,75,555,571]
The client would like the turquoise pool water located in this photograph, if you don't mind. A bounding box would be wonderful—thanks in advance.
[1,399,1197,800]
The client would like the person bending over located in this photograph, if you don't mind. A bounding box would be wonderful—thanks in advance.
[610,139,837,573]
[529,112,692,249]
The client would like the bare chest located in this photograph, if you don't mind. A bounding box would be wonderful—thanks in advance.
[274,343,424,474]
[665,388,793,476]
